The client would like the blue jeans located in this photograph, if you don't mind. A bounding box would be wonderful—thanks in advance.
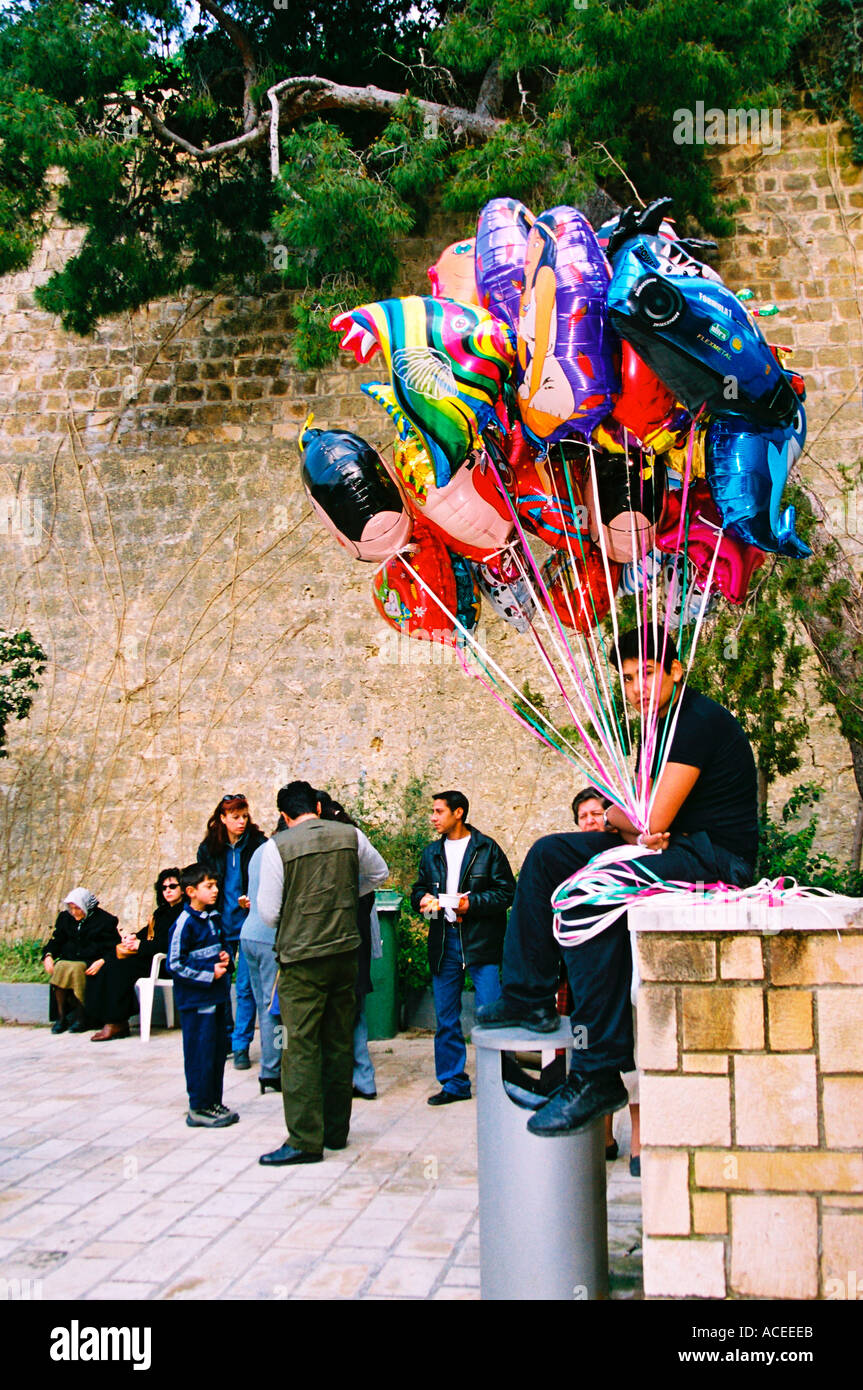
[353,995,376,1096]
[232,943,257,1053]
[241,937,281,1081]
[432,924,502,1097]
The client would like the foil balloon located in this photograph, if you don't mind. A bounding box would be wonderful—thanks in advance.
[299,418,412,562]
[387,436,513,562]
[663,426,708,480]
[473,553,536,633]
[664,554,718,626]
[490,422,589,550]
[371,520,457,644]
[655,480,766,605]
[475,197,534,333]
[607,230,799,428]
[609,342,686,451]
[450,551,483,633]
[705,405,811,558]
[331,296,517,486]
[428,238,480,305]
[516,207,617,446]
[542,544,621,635]
[584,449,667,563]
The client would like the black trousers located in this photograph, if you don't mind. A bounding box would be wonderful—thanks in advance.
[501,830,753,1074]
[179,1002,228,1111]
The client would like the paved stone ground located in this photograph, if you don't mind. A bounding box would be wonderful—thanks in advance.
[0,1022,642,1300]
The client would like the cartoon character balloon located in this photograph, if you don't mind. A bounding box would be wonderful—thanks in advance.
[386,436,513,562]
[515,207,617,446]
[371,519,457,645]
[475,197,534,332]
[584,449,667,564]
[428,238,480,306]
[299,419,412,562]
[705,406,810,557]
[542,544,621,636]
[332,296,516,486]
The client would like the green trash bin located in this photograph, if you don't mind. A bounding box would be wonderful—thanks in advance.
[366,889,402,1040]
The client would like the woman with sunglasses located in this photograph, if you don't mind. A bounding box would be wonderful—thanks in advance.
[198,794,267,1067]
[85,868,185,1041]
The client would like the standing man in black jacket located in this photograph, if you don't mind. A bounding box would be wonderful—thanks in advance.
[411,790,516,1106]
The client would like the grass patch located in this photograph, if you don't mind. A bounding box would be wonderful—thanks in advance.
[0,937,46,983]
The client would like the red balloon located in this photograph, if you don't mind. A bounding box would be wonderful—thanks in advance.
[371,519,457,644]
[610,342,681,449]
[494,423,589,551]
[655,481,765,605]
[542,543,621,635]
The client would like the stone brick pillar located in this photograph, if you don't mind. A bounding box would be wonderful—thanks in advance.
[632,897,863,1299]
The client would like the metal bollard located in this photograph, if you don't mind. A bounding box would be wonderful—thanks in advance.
[472,1021,609,1301]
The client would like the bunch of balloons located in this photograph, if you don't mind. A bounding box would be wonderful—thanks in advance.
[298,194,811,804]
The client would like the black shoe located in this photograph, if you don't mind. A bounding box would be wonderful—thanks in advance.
[526,1069,628,1137]
[427,1089,471,1106]
[233,1049,251,1071]
[67,1013,89,1033]
[475,997,559,1033]
[51,1016,71,1034]
[606,1140,619,1161]
[629,1154,641,1178]
[259,1076,281,1094]
[324,1136,348,1150]
[259,1142,323,1166]
[352,1086,377,1100]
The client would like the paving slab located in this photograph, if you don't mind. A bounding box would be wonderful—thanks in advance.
[0,1020,642,1299]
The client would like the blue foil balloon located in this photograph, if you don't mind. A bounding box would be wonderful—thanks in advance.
[705,405,811,558]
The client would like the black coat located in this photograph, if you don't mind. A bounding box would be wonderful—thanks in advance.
[410,826,516,975]
[42,907,119,966]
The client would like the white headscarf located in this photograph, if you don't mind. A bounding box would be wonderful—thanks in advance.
[62,888,98,917]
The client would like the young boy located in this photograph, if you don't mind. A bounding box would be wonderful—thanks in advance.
[168,863,239,1128]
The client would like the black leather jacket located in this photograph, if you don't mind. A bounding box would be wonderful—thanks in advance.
[410,825,516,975]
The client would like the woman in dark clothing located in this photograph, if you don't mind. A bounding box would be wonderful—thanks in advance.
[197,794,267,1064]
[86,868,184,1042]
[42,889,119,1034]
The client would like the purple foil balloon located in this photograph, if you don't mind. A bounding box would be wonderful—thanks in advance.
[514,206,619,448]
[475,197,534,334]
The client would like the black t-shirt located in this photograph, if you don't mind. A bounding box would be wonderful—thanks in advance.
[642,687,759,864]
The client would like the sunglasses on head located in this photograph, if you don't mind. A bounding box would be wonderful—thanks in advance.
[221,794,246,803]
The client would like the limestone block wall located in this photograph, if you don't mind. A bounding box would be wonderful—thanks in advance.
[634,898,863,1300]
[0,114,860,934]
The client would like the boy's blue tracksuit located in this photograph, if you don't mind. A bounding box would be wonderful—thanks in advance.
[168,906,232,1111]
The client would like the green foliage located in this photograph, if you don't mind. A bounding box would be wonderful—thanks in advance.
[273,121,413,294]
[0,628,47,757]
[0,937,45,983]
[689,562,810,810]
[339,773,435,995]
[757,785,863,894]
[793,0,863,161]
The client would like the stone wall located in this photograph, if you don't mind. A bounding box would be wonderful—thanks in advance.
[634,898,863,1300]
[0,114,861,935]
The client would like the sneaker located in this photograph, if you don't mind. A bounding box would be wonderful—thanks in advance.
[211,1104,240,1124]
[526,1069,628,1137]
[186,1105,238,1128]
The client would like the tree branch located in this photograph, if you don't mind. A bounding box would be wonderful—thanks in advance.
[198,0,259,132]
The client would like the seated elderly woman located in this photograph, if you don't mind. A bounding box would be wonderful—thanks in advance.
[42,889,119,1034]
[84,868,184,1042]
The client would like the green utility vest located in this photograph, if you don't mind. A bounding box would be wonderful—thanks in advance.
[273,818,360,964]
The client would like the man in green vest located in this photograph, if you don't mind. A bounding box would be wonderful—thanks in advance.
[256,780,381,1165]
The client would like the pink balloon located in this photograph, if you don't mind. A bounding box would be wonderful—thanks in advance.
[428,239,480,305]
[655,481,765,605]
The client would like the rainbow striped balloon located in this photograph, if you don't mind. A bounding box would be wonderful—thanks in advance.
[331,296,516,485]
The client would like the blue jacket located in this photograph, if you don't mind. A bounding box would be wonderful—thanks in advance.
[167,905,231,1010]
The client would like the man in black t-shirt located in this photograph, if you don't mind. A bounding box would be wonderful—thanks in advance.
[477,627,758,1138]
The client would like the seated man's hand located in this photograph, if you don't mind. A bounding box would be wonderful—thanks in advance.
[638,831,670,851]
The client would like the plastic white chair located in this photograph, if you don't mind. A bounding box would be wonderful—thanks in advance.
[135,953,175,1042]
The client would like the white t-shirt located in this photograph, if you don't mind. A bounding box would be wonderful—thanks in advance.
[443,836,470,922]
